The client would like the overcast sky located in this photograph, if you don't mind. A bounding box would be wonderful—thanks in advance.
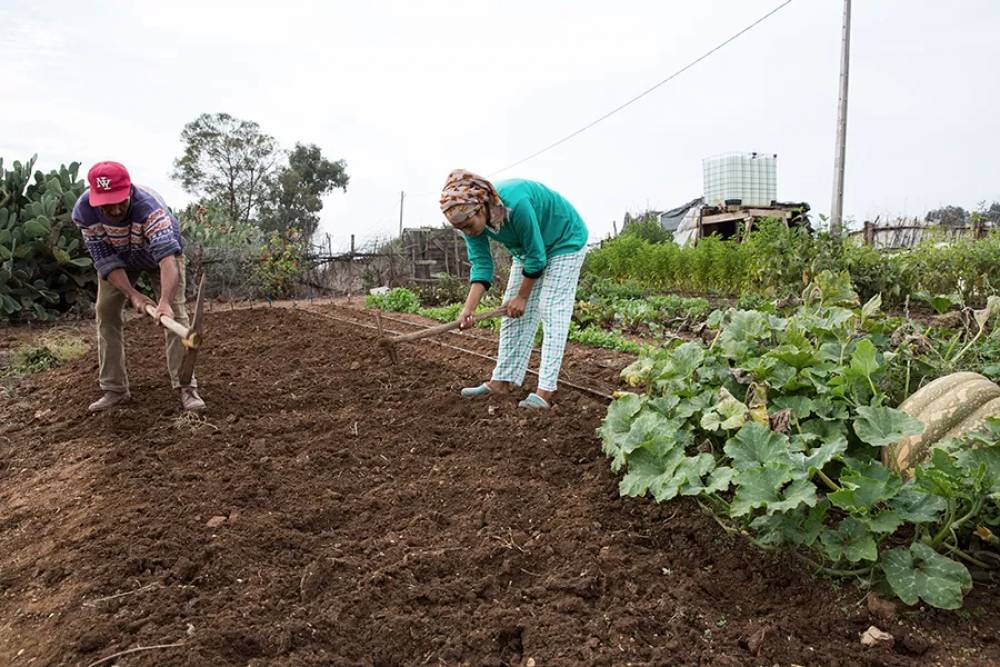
[3,1,998,250]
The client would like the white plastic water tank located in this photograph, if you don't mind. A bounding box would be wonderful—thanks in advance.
[702,152,777,207]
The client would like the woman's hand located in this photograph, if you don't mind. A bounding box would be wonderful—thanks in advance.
[505,296,527,318]
[458,307,476,329]
[459,282,488,329]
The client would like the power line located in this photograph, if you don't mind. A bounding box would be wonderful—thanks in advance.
[487,0,794,177]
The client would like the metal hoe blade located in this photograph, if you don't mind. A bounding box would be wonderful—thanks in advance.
[374,311,399,365]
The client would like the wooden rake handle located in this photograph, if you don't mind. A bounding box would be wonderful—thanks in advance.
[384,306,507,345]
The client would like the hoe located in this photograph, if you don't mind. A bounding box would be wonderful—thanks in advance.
[143,274,207,385]
[377,306,507,364]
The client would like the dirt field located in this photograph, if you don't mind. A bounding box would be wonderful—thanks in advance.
[1,307,999,666]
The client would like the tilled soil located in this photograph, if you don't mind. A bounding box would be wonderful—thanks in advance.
[1,308,999,667]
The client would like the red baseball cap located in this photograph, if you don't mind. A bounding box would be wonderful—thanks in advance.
[87,161,132,206]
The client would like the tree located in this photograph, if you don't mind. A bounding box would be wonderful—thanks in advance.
[622,211,672,244]
[977,201,1000,226]
[172,113,279,225]
[259,143,349,241]
[925,205,968,228]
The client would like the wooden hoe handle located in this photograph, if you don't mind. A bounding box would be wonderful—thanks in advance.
[385,306,508,345]
[144,304,197,347]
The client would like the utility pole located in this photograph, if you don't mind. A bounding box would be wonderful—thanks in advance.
[398,191,405,238]
[830,0,852,237]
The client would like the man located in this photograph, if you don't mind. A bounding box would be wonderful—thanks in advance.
[72,161,206,412]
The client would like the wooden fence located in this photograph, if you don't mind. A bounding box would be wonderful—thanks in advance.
[848,219,989,249]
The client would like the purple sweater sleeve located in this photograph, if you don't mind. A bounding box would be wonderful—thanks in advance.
[141,206,182,262]
[72,194,126,279]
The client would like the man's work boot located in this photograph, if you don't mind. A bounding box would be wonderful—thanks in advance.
[180,387,206,412]
[88,390,131,412]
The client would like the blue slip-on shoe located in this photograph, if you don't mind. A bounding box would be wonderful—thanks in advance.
[518,392,550,410]
[460,383,492,399]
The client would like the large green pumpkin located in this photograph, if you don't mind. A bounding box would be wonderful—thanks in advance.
[883,372,1000,475]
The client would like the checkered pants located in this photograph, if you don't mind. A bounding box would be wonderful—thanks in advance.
[492,249,586,392]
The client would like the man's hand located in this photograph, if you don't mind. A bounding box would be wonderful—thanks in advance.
[154,300,174,321]
[505,296,527,319]
[458,307,476,330]
[129,291,154,315]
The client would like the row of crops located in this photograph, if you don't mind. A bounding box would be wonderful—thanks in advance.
[370,271,1000,609]
[586,218,1000,309]
[599,272,1000,609]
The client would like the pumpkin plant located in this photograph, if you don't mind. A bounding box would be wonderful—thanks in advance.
[599,271,1000,609]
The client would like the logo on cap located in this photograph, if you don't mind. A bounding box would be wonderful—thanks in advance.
[96,176,113,191]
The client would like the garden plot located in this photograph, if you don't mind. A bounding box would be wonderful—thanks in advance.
[1,308,999,666]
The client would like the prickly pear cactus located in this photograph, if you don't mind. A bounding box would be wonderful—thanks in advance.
[0,155,96,321]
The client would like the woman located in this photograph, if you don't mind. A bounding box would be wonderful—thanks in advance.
[440,169,588,410]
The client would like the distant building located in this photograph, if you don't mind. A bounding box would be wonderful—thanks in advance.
[618,153,809,245]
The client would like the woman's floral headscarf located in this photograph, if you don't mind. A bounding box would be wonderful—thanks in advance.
[439,169,506,231]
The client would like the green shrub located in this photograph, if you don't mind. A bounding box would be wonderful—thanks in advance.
[622,217,672,244]
[576,275,649,301]
[366,287,420,313]
[245,234,307,300]
[411,273,470,306]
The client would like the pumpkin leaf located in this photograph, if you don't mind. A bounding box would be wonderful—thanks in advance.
[829,459,904,511]
[700,389,748,432]
[861,293,882,321]
[647,394,681,416]
[620,410,676,455]
[750,500,829,547]
[665,341,705,379]
[746,383,769,425]
[820,517,878,563]
[790,433,848,474]
[723,422,790,470]
[963,452,1000,494]
[598,393,644,471]
[773,395,814,419]
[718,310,773,359]
[914,448,973,498]
[881,543,972,609]
[699,465,736,495]
[849,339,879,380]
[770,344,817,370]
[890,486,947,523]
[974,295,1000,330]
[853,405,924,448]
[618,445,684,499]
[730,464,817,516]
[861,510,904,534]
[915,291,962,315]
[652,453,717,502]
